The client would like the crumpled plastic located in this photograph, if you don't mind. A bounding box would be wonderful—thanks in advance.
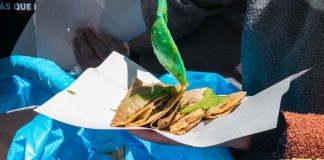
[160,71,239,95]
[5,56,237,159]
[0,55,74,113]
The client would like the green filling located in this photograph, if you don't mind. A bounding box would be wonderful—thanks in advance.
[180,88,228,114]
[131,85,176,102]
[110,108,117,112]
[151,0,188,89]
[67,89,76,95]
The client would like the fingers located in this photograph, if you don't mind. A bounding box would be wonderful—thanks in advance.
[130,129,251,150]
[82,28,113,61]
[219,135,252,150]
[129,130,183,146]
[73,28,103,70]
[99,32,128,55]
[72,27,128,71]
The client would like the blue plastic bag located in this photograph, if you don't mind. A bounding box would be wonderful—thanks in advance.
[0,56,74,113]
[5,56,238,159]
[160,71,238,94]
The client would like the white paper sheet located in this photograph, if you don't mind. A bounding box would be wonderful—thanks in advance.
[12,14,36,57]
[35,52,308,147]
[36,0,146,70]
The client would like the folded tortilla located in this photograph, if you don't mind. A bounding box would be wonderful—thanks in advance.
[169,88,207,126]
[111,78,177,126]
[149,90,184,129]
[204,91,246,119]
[112,80,246,135]
[169,89,245,134]
[169,109,205,135]
[125,96,169,127]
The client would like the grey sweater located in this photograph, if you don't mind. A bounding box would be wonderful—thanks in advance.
[242,0,324,114]
[241,0,324,159]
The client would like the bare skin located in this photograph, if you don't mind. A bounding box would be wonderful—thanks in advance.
[0,109,37,159]
[129,129,252,150]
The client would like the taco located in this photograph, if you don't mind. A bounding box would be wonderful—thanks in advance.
[169,88,246,135]
[204,91,246,119]
[111,80,246,135]
[170,109,205,135]
[111,78,179,127]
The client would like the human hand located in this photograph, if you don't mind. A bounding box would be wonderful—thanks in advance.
[129,130,185,146]
[72,27,129,70]
[129,129,251,150]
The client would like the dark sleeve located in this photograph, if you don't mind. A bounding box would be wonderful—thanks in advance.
[243,111,286,159]
[244,111,324,159]
[191,0,232,8]
[128,0,230,53]
[142,0,229,39]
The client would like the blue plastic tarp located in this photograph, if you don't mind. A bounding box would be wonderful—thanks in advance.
[2,56,238,160]
[0,56,74,113]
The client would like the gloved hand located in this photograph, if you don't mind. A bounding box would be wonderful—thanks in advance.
[72,27,130,70]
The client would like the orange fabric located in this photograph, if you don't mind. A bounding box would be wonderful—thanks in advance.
[283,112,324,159]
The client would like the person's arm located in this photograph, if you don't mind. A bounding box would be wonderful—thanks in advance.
[129,128,252,150]
[0,109,37,159]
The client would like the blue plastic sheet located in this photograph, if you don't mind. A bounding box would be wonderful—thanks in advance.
[160,71,239,94]
[0,56,74,113]
[4,56,238,159]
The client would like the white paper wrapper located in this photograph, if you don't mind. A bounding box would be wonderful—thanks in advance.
[35,52,308,147]
[12,14,37,57]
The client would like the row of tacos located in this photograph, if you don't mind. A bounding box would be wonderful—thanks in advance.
[111,78,246,135]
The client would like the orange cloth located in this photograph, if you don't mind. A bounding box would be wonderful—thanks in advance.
[282,112,324,159]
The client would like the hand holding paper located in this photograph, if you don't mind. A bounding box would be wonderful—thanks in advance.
[129,130,252,150]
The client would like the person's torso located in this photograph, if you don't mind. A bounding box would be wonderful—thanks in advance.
[242,0,324,114]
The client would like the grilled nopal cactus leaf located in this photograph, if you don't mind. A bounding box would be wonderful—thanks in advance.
[151,0,188,89]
